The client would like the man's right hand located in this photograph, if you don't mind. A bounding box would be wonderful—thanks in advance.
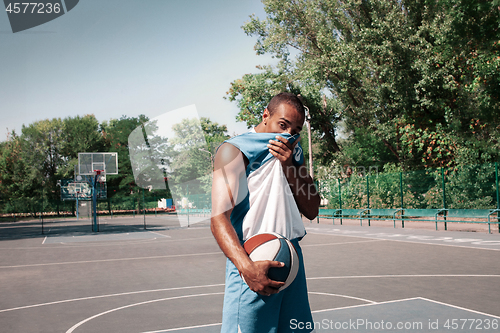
[240,260,285,296]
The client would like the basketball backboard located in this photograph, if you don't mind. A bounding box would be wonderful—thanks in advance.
[78,152,118,175]
[60,179,91,201]
[60,178,107,201]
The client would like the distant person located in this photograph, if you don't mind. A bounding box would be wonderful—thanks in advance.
[211,92,320,332]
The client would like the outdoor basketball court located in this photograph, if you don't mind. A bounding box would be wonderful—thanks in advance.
[0,217,499,332]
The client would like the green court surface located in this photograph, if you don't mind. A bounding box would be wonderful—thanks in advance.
[0,217,499,332]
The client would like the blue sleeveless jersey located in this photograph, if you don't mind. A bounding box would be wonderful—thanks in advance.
[223,132,306,242]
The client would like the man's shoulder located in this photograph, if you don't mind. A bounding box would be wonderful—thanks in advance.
[215,142,243,166]
[221,132,263,159]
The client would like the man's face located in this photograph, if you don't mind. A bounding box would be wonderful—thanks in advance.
[263,103,304,136]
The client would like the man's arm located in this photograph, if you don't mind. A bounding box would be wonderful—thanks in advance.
[210,143,284,295]
[267,136,320,219]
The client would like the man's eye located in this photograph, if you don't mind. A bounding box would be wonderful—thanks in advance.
[279,123,286,129]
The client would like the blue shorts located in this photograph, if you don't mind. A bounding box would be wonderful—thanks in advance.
[221,239,313,333]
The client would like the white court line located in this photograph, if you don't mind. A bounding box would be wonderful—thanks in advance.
[148,231,171,238]
[307,274,500,281]
[54,235,213,247]
[58,238,157,246]
[311,296,500,319]
[65,292,225,333]
[42,236,47,245]
[308,291,376,304]
[417,297,500,319]
[7,238,157,250]
[138,292,373,333]
[139,295,500,333]
[306,230,500,251]
[140,322,222,333]
[0,251,223,269]
[0,236,215,250]
[1,286,373,316]
[0,283,225,313]
[302,239,384,247]
[3,274,499,313]
[311,296,421,314]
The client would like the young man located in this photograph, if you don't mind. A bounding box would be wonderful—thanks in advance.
[211,92,320,333]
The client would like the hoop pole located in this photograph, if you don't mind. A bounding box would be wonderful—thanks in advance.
[41,184,45,235]
[76,192,79,220]
[143,188,146,230]
[441,167,447,231]
[338,178,342,225]
[495,162,499,233]
[92,172,99,232]
[366,175,370,227]
[496,162,499,210]
[400,172,404,209]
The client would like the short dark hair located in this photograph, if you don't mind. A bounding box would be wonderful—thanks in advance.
[267,92,305,117]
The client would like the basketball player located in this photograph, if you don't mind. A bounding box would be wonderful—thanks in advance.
[211,92,320,332]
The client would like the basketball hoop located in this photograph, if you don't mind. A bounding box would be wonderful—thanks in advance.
[94,170,106,185]
[77,152,117,233]
[78,152,118,176]
[60,180,91,201]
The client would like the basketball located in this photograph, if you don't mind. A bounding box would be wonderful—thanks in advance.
[243,232,299,292]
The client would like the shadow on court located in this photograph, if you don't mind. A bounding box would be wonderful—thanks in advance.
[0,214,209,241]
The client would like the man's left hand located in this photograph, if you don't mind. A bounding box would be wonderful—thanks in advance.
[267,135,299,167]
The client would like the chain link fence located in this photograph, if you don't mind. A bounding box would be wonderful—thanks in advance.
[0,187,210,221]
[318,162,500,210]
[2,162,498,222]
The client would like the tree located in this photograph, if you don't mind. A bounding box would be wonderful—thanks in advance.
[169,117,230,197]
[228,0,500,171]
[101,115,151,197]
[59,115,106,178]
[200,117,231,153]
[0,132,29,204]
[0,116,108,213]
[20,118,66,202]
[226,61,343,165]
[127,117,173,196]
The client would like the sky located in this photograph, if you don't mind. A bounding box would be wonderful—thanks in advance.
[0,0,276,141]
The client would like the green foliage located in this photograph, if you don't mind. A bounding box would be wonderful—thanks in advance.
[169,117,229,197]
[0,115,108,212]
[229,0,500,171]
[226,61,344,165]
[0,114,229,214]
[19,118,66,201]
[200,117,230,152]
[0,133,29,201]
[101,114,151,197]
[336,127,396,168]
[339,176,367,209]
[319,162,500,210]
[368,172,403,209]
[444,163,497,209]
[59,115,105,178]
[61,115,105,158]
[226,64,288,127]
